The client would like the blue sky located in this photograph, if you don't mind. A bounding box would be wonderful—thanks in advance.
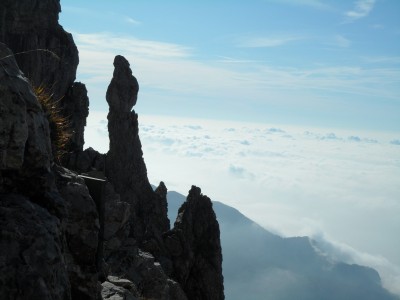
[60,0,400,131]
[59,1,400,294]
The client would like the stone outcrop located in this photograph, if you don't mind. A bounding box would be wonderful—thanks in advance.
[64,147,106,174]
[103,181,131,256]
[107,243,187,300]
[105,55,143,203]
[0,0,90,160]
[62,82,89,153]
[0,43,102,300]
[0,194,70,300]
[0,0,78,100]
[103,54,224,300]
[0,1,224,299]
[55,166,101,299]
[165,186,225,300]
[0,43,52,173]
[0,43,70,300]
[0,42,62,219]
[105,55,169,246]
[101,280,138,300]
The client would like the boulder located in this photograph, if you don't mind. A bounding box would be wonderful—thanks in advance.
[101,281,138,300]
[64,147,106,174]
[107,243,187,300]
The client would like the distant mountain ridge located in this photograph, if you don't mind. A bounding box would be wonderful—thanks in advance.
[167,190,400,300]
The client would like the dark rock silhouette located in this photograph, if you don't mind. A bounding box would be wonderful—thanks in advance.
[0,43,52,173]
[105,55,169,246]
[0,194,70,300]
[102,181,131,257]
[62,82,89,153]
[64,147,106,174]
[55,166,101,299]
[2,0,398,299]
[0,43,70,300]
[0,42,102,299]
[164,186,225,300]
[0,42,61,218]
[106,243,188,300]
[0,0,89,160]
[0,1,224,299]
[103,55,189,299]
[0,0,78,100]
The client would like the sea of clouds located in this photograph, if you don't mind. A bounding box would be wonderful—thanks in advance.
[85,111,400,295]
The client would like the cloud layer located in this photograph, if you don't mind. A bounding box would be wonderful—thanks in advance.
[85,112,400,294]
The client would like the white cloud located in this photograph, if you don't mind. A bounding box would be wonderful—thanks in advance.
[311,233,400,296]
[237,36,303,48]
[362,56,400,64]
[75,32,192,59]
[371,23,384,29]
[72,31,400,123]
[229,164,255,180]
[345,0,376,22]
[267,0,331,10]
[125,17,141,25]
[217,56,260,64]
[334,34,351,48]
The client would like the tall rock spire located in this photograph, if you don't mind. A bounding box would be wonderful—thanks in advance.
[105,55,169,242]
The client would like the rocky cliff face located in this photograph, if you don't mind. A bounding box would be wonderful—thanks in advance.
[0,0,89,158]
[0,0,78,100]
[0,194,70,300]
[1,42,81,300]
[0,1,224,299]
[0,49,68,297]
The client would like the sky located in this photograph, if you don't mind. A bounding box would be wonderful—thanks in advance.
[60,0,400,131]
[59,0,400,295]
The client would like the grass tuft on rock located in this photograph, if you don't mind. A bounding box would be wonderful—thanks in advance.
[34,85,71,162]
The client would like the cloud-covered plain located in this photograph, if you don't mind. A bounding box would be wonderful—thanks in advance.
[85,112,400,294]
